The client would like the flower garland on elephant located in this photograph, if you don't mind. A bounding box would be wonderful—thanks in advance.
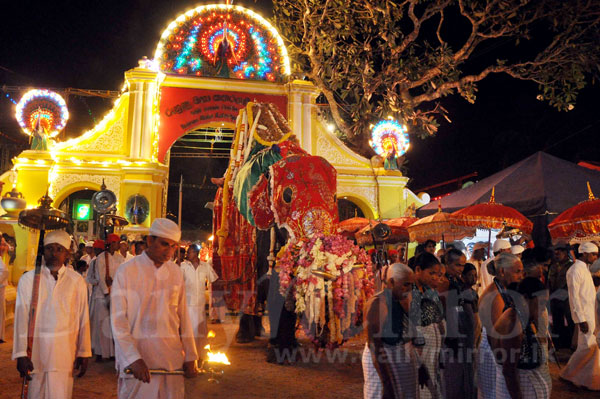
[278,234,374,347]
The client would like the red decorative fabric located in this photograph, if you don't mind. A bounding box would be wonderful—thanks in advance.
[277,140,307,158]
[548,198,600,240]
[270,155,339,239]
[337,217,370,235]
[212,187,258,314]
[249,174,274,230]
[450,202,533,234]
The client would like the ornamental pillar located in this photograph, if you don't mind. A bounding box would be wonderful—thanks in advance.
[125,61,160,161]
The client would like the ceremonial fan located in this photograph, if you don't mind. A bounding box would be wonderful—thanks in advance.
[18,192,70,398]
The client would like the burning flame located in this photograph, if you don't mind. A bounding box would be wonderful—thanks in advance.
[207,330,216,338]
[204,344,230,365]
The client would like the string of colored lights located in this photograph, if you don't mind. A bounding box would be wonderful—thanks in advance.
[370,119,410,157]
[4,93,17,105]
[154,5,290,82]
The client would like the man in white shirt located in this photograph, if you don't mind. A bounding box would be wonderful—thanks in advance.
[111,218,198,399]
[13,230,91,399]
[480,239,511,291]
[118,240,135,263]
[560,242,600,390]
[88,233,120,361]
[181,243,218,357]
[468,242,487,295]
[80,241,94,265]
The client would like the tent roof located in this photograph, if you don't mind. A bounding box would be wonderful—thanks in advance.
[417,151,600,219]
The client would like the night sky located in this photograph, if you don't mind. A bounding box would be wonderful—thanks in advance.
[1,1,599,227]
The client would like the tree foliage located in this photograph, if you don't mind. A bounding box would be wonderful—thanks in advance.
[272,0,600,153]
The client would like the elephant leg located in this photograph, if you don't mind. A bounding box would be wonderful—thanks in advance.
[236,313,256,343]
[266,270,297,364]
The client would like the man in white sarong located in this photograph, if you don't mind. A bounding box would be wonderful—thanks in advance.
[111,218,198,399]
[88,233,120,361]
[480,239,511,291]
[13,230,91,399]
[560,242,600,390]
[0,257,8,342]
[181,243,218,358]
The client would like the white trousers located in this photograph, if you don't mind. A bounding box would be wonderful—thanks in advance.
[0,286,5,341]
[28,371,73,399]
[118,375,184,399]
[559,328,600,390]
[90,296,114,358]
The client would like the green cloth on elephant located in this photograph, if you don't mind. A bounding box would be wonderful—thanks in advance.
[233,146,282,226]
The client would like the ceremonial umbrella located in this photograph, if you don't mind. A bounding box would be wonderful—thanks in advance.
[548,182,600,242]
[337,217,370,236]
[407,201,476,244]
[18,192,70,396]
[450,188,533,234]
[450,188,533,256]
[355,217,417,246]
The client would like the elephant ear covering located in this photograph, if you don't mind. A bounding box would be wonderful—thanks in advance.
[269,154,339,240]
[233,147,282,226]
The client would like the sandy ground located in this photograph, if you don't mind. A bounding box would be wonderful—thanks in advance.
[0,316,594,399]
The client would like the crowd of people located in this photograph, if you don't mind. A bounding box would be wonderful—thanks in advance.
[363,238,600,399]
[4,218,600,399]
[9,218,218,399]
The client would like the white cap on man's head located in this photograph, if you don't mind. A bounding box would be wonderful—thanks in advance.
[85,241,94,248]
[511,245,525,255]
[44,230,72,250]
[578,242,598,254]
[149,218,181,242]
[493,239,511,252]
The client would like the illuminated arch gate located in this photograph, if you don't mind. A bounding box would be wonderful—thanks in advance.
[2,4,427,282]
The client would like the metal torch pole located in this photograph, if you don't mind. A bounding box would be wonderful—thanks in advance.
[178,174,183,229]
[21,229,46,398]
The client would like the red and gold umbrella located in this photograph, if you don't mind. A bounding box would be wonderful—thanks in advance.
[450,188,533,234]
[337,217,370,236]
[548,182,600,242]
[408,202,476,243]
[355,217,417,245]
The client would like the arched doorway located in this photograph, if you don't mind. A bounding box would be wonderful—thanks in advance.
[338,198,365,221]
[166,125,234,242]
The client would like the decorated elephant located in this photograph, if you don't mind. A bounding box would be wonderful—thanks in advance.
[211,103,373,359]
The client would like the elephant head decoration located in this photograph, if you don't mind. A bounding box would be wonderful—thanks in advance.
[213,102,372,347]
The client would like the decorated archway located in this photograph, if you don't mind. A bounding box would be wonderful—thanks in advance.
[0,3,427,283]
[154,4,291,163]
